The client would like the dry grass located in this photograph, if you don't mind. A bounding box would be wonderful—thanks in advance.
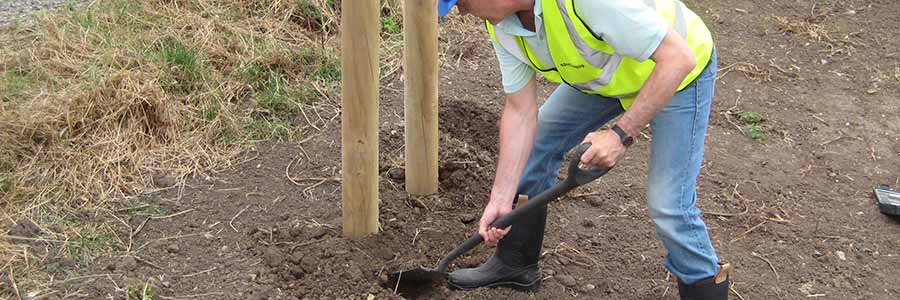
[0,0,353,292]
[0,0,485,294]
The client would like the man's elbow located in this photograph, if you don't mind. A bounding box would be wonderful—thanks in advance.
[677,49,697,74]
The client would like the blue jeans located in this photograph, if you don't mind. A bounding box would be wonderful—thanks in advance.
[516,52,719,284]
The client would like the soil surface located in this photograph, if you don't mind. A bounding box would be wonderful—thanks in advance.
[19,0,900,299]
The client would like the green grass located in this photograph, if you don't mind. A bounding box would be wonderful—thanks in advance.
[158,38,206,93]
[201,101,222,121]
[296,0,324,22]
[65,225,115,265]
[1,71,34,102]
[294,48,340,82]
[737,111,767,142]
[383,17,401,34]
[246,118,295,141]
[0,176,10,195]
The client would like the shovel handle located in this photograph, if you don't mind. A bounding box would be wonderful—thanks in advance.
[435,143,609,273]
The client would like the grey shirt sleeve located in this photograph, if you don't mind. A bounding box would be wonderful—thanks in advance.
[492,39,536,94]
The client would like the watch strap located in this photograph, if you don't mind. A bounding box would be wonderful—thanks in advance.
[611,124,634,147]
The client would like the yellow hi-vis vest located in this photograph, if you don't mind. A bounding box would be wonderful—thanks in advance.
[487,0,714,109]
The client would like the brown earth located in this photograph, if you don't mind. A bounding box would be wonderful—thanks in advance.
[17,0,900,299]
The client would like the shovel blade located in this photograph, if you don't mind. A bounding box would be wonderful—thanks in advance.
[386,267,448,299]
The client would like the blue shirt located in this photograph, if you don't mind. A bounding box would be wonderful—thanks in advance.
[492,0,668,93]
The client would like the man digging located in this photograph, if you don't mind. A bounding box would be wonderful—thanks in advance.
[438,0,731,299]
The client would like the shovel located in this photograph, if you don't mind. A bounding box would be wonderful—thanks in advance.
[387,143,610,296]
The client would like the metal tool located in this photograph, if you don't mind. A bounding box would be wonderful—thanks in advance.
[874,185,900,216]
[386,143,609,297]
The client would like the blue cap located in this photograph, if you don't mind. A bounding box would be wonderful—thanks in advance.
[438,0,458,17]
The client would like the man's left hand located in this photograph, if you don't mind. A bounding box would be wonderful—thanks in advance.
[580,130,626,168]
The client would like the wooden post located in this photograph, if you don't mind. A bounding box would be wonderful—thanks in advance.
[341,0,380,238]
[403,0,440,195]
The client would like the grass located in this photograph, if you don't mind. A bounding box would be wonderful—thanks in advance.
[126,281,155,300]
[158,38,206,94]
[64,225,116,266]
[738,111,767,142]
[0,0,351,293]
[0,71,35,103]
[0,0,480,296]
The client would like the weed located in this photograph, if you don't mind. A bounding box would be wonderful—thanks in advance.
[738,111,766,124]
[747,124,766,142]
[383,17,401,34]
[737,111,767,142]
[126,282,155,300]
[65,225,114,264]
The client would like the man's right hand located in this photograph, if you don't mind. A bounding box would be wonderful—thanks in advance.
[478,201,513,247]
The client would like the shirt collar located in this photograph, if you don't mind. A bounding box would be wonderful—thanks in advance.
[494,0,543,37]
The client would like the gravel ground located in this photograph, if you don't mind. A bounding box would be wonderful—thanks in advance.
[0,0,76,24]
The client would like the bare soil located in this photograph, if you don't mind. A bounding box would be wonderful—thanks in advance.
[17,0,900,299]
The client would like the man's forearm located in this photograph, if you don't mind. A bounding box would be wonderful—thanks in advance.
[491,78,538,205]
[616,29,697,137]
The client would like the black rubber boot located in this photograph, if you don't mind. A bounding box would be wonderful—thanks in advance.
[678,263,732,300]
[448,203,547,290]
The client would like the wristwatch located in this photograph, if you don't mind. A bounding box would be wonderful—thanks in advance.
[611,124,634,147]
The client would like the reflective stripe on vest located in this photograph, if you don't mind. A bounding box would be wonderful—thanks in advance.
[487,0,713,109]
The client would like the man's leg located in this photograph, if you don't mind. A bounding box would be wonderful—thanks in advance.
[449,84,623,290]
[645,52,728,298]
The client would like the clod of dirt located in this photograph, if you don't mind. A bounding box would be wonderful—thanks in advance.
[459,213,477,224]
[449,169,467,184]
[249,288,272,300]
[300,255,317,273]
[275,228,292,240]
[289,227,304,238]
[8,219,41,239]
[586,196,604,207]
[166,244,180,254]
[57,257,76,269]
[118,256,138,272]
[388,168,405,181]
[557,274,577,287]
[288,265,305,280]
[153,174,176,187]
[308,228,328,239]
[580,219,596,228]
[264,247,284,267]
[579,283,596,293]
[290,251,304,264]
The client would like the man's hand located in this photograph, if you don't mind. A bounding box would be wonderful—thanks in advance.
[478,200,513,247]
[580,130,626,168]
